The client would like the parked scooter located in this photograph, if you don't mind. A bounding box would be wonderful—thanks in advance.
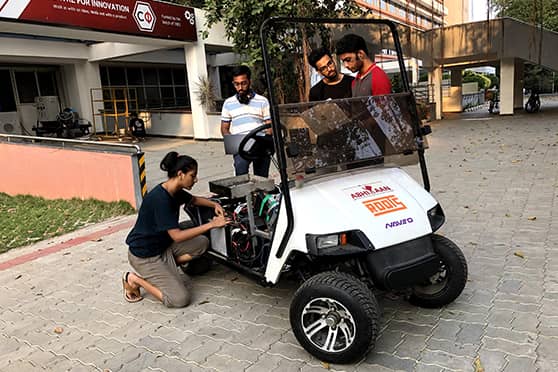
[525,90,541,113]
[33,108,91,138]
[486,88,499,114]
[488,98,499,114]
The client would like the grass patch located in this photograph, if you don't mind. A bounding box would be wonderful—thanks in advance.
[0,193,135,254]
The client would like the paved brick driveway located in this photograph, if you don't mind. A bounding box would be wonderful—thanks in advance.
[1,106,558,371]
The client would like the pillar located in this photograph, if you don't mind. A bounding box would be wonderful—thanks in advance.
[184,42,210,139]
[450,68,462,86]
[500,58,515,115]
[410,58,419,86]
[445,68,463,112]
[514,60,524,109]
[62,62,102,130]
[429,66,443,120]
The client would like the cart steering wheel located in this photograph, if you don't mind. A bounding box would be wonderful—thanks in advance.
[238,123,274,161]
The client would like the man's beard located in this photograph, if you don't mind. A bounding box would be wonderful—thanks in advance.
[237,90,253,104]
[324,71,338,83]
[354,54,364,73]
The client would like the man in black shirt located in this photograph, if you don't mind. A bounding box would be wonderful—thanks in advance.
[308,47,354,101]
[129,111,146,139]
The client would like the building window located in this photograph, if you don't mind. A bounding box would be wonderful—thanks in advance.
[0,70,16,112]
[14,70,58,104]
[15,71,38,104]
[100,65,190,110]
[37,72,58,96]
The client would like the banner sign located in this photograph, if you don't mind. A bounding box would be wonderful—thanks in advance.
[0,0,197,41]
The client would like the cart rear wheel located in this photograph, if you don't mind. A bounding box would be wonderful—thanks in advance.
[290,271,379,364]
[409,234,467,308]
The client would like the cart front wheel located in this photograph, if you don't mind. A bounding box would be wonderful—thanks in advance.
[290,271,379,364]
[409,234,467,308]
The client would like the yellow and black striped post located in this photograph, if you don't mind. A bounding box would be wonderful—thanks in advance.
[138,152,147,198]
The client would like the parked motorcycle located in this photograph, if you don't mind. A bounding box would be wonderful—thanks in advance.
[525,91,541,113]
[486,89,499,114]
[33,108,91,138]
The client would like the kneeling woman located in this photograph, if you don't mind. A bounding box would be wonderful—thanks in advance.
[123,151,228,307]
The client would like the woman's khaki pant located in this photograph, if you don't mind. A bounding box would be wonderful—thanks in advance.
[128,235,209,308]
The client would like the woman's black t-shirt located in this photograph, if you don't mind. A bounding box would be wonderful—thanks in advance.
[126,184,192,258]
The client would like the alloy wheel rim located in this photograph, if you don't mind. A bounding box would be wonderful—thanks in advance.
[301,297,356,353]
[414,262,448,295]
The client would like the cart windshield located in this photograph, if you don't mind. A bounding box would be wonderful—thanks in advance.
[279,94,420,178]
[261,19,428,181]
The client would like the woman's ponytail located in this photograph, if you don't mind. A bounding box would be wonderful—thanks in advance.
[160,151,197,178]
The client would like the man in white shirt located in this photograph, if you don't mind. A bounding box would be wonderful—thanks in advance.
[221,65,273,177]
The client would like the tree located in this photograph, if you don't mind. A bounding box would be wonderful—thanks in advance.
[200,1,360,102]
[491,0,558,92]
[486,74,499,89]
[491,0,558,32]
[168,0,206,8]
[462,70,491,90]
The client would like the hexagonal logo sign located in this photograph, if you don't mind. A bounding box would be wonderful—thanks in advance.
[133,1,156,32]
[184,9,195,26]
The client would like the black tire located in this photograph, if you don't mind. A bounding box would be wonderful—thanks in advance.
[290,271,379,364]
[525,100,540,113]
[409,234,467,308]
[182,255,212,276]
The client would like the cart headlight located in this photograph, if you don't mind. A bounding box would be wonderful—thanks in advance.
[316,234,339,249]
[316,233,348,249]
[306,231,371,256]
[427,204,445,232]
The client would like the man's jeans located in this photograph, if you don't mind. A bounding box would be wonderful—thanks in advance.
[233,154,271,178]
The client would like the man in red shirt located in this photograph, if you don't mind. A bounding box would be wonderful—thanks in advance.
[335,34,392,97]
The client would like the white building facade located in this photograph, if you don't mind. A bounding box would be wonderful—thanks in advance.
[0,0,235,139]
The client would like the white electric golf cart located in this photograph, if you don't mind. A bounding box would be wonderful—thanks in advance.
[186,18,467,364]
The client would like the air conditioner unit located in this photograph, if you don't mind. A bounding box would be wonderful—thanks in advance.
[0,112,20,134]
[35,96,60,122]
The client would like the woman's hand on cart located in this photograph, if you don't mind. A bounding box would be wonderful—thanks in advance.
[214,203,225,217]
[211,214,230,228]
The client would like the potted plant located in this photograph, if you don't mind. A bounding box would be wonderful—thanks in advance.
[195,76,217,112]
